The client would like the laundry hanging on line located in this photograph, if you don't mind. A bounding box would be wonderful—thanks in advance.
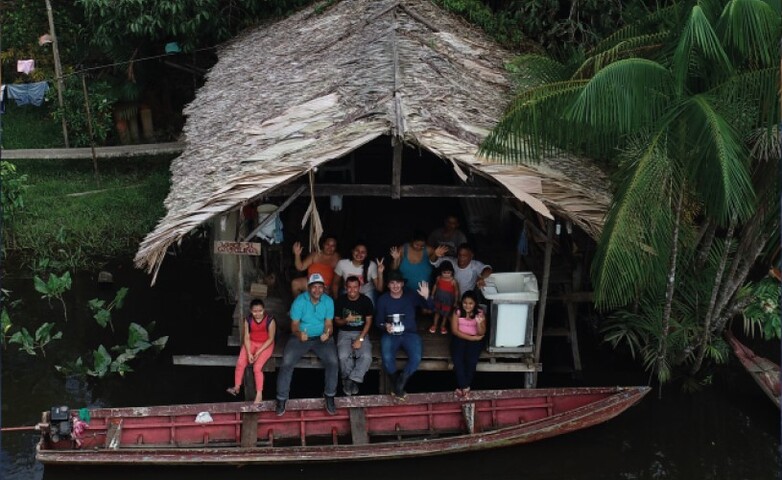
[4,82,50,107]
[17,59,35,75]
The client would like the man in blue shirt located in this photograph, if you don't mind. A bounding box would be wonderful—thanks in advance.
[276,273,338,416]
[374,270,432,398]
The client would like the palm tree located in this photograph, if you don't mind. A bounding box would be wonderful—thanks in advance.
[482,0,780,382]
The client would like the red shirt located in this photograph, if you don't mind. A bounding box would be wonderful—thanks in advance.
[247,314,273,343]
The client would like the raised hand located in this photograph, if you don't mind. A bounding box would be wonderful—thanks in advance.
[389,246,401,261]
[376,257,385,274]
[434,245,449,258]
[417,281,430,299]
[292,241,303,256]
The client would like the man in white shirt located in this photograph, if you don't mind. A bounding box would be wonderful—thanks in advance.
[431,243,492,293]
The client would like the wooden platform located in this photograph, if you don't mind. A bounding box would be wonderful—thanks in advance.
[173,332,541,374]
[173,294,540,381]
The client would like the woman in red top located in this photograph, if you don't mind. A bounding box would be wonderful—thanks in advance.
[227,299,276,403]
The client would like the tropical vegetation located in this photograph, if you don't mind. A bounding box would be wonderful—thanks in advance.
[482,0,780,384]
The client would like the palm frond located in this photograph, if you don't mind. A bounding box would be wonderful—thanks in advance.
[591,131,676,308]
[507,54,570,89]
[678,94,756,223]
[574,32,671,79]
[566,58,673,135]
[590,3,683,56]
[671,5,733,93]
[718,0,781,67]
[480,80,588,163]
[707,68,780,136]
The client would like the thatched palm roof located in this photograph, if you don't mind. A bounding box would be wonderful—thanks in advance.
[134,0,610,279]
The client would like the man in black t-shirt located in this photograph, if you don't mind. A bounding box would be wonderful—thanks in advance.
[334,276,374,395]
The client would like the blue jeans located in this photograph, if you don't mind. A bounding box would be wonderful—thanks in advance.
[451,337,484,389]
[276,335,338,400]
[380,332,422,377]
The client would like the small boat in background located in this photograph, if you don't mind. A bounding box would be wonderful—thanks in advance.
[725,331,780,409]
[36,386,649,465]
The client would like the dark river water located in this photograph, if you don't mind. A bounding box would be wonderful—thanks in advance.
[2,254,779,480]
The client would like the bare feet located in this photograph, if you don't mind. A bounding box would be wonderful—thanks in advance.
[226,386,239,397]
[253,393,263,404]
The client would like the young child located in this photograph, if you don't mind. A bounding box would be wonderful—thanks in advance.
[430,261,459,334]
[450,290,486,397]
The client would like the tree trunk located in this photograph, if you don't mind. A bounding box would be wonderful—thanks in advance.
[690,216,736,375]
[657,186,684,382]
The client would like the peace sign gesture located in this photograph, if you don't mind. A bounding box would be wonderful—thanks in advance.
[376,257,385,274]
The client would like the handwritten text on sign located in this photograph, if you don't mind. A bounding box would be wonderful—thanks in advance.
[213,241,262,256]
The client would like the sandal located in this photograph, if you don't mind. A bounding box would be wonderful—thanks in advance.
[428,325,437,334]
[226,387,239,397]
[439,327,447,335]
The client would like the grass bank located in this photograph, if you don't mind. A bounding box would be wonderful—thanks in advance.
[4,155,173,271]
[2,103,65,149]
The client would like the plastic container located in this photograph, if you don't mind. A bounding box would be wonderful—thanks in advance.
[481,272,539,353]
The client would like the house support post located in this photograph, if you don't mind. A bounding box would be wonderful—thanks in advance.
[530,218,554,387]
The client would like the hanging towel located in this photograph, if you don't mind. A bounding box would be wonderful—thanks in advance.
[17,59,35,74]
[5,82,50,106]
[517,225,529,256]
[0,85,6,114]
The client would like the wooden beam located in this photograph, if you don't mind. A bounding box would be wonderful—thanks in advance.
[240,413,259,447]
[270,183,504,198]
[242,185,306,241]
[533,219,554,369]
[172,355,541,373]
[391,140,402,199]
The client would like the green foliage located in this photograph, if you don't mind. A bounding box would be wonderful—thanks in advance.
[9,322,63,357]
[10,157,171,268]
[56,322,168,378]
[435,0,626,52]
[741,277,781,340]
[89,287,128,332]
[1,103,65,149]
[34,271,72,322]
[77,0,312,57]
[485,0,780,383]
[0,288,22,348]
[0,161,29,251]
[46,76,117,148]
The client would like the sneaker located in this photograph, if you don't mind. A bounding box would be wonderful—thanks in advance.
[439,327,447,335]
[324,395,337,415]
[350,380,360,396]
[342,378,354,396]
[275,399,286,416]
[428,325,437,334]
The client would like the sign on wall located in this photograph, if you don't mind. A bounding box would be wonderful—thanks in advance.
[213,241,262,256]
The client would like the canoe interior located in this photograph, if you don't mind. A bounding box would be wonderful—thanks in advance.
[39,387,646,453]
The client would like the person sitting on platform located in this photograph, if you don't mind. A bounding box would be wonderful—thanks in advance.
[374,270,433,399]
[290,235,340,296]
[226,298,276,404]
[332,241,384,304]
[276,273,338,416]
[334,276,374,396]
[450,290,486,398]
[428,215,467,258]
[431,243,492,294]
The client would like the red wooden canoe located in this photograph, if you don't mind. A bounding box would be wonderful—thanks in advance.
[725,331,781,409]
[36,386,649,465]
